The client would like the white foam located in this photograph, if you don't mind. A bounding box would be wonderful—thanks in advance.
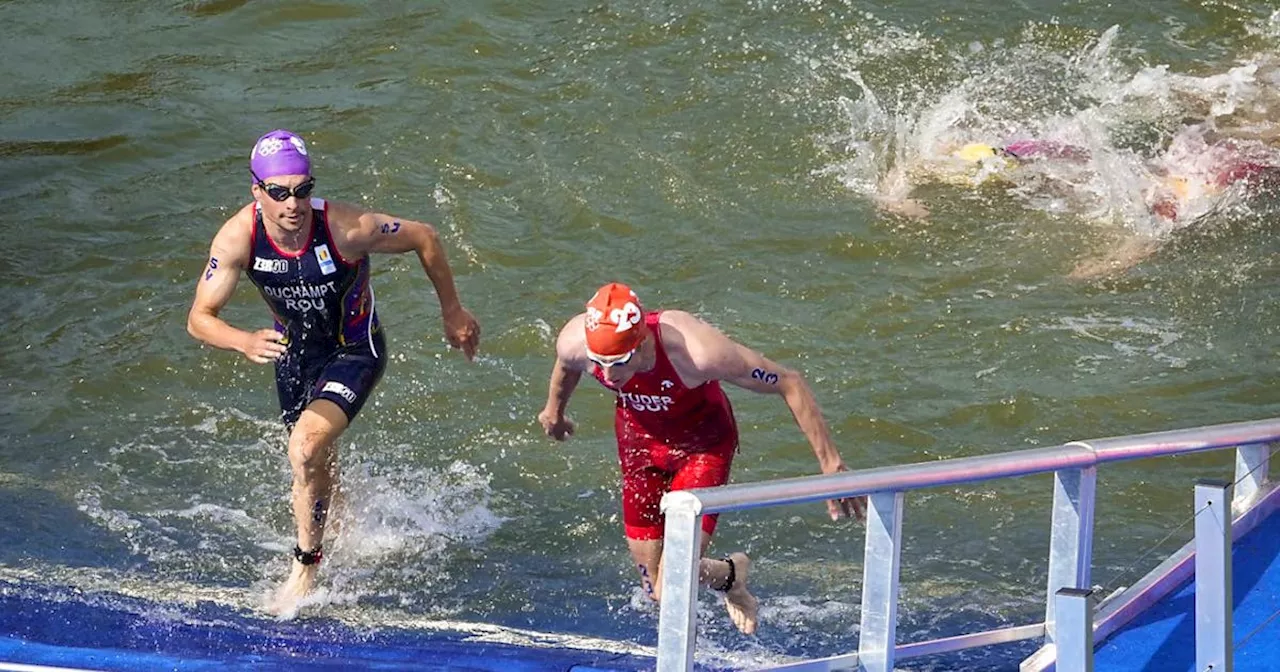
[815,22,1280,243]
[1044,314,1190,369]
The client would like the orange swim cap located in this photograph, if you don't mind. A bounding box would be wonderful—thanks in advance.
[584,283,645,357]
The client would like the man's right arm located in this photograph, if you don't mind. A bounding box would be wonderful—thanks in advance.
[186,213,284,364]
[538,316,588,440]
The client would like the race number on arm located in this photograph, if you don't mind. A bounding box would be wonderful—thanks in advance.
[186,207,286,364]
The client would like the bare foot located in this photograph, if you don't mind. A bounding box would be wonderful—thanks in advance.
[1067,257,1118,281]
[723,552,759,635]
[1068,236,1161,281]
[873,163,930,220]
[874,195,931,220]
[265,561,318,619]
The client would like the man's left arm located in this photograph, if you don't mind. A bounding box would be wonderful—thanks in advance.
[718,345,845,475]
[676,314,863,520]
[338,205,480,360]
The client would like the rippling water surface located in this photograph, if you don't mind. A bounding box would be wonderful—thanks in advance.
[2,1,1279,669]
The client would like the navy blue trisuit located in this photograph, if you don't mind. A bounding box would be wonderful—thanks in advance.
[244,198,386,427]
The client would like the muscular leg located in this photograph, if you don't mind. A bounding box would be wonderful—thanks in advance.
[324,443,348,541]
[627,534,759,635]
[619,449,757,633]
[267,399,349,616]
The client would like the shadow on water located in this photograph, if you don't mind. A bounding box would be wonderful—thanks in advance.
[0,136,130,158]
[0,481,145,570]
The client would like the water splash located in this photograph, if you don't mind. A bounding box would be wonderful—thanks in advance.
[69,404,505,620]
[819,23,1280,247]
[327,458,502,564]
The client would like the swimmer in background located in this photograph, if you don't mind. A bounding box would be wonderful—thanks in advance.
[871,139,1091,219]
[1072,126,1280,278]
[873,126,1280,279]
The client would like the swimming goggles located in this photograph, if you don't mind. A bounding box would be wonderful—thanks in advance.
[587,348,636,369]
[251,170,316,202]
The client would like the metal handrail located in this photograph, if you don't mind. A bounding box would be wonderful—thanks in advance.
[666,418,1280,515]
[655,417,1280,671]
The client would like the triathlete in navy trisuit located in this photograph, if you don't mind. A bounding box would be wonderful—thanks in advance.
[187,129,480,615]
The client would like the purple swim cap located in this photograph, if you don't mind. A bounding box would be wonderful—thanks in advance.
[249,129,311,181]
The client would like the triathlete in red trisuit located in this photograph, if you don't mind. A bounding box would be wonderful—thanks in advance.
[538,282,863,635]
